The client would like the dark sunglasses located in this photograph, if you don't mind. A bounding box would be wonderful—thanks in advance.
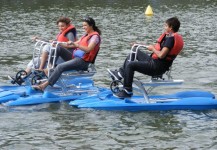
[83,17,95,26]
[83,17,91,22]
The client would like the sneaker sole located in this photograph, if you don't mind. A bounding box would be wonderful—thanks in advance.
[107,69,119,81]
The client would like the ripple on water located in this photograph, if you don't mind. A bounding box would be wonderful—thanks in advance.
[0,1,217,149]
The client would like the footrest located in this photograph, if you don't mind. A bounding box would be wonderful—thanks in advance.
[142,79,184,87]
[61,70,96,78]
[151,75,163,80]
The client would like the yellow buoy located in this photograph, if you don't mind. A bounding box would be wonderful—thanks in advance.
[145,5,153,16]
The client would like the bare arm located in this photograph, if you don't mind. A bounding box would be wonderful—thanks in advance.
[60,32,78,49]
[73,41,96,53]
[67,35,99,53]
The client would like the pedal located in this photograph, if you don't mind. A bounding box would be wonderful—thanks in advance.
[110,80,123,93]
[7,75,23,85]
[31,74,47,85]
[8,75,16,84]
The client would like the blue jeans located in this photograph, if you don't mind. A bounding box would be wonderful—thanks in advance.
[48,46,89,86]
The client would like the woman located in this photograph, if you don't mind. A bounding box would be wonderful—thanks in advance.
[108,17,184,98]
[26,16,77,73]
[33,16,101,91]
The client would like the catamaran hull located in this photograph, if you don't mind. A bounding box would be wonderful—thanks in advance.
[4,87,107,106]
[69,90,217,111]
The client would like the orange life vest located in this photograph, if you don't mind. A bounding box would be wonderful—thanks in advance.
[152,32,184,61]
[73,32,101,63]
[56,24,76,42]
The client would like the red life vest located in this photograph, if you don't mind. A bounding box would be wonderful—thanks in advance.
[73,32,101,63]
[56,24,76,42]
[152,32,184,61]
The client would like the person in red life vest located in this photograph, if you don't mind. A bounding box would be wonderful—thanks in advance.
[108,17,184,98]
[25,16,77,74]
[32,16,101,91]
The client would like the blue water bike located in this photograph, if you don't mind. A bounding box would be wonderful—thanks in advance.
[0,40,101,106]
[69,44,217,111]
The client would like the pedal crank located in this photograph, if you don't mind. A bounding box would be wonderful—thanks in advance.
[110,80,123,94]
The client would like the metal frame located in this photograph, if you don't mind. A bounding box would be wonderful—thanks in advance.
[32,40,50,69]
[128,44,149,61]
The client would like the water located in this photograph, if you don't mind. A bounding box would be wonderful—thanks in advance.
[0,0,217,149]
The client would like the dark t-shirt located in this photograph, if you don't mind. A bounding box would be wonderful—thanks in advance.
[160,36,174,50]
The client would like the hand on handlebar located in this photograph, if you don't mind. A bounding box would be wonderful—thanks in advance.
[49,40,55,43]
[31,36,39,41]
[130,42,137,46]
[67,41,74,45]
[67,41,79,48]
[130,42,149,47]
[147,45,154,51]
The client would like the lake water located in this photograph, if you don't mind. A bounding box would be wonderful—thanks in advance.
[0,0,217,149]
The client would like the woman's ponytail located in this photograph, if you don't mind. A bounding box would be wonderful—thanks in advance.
[93,26,101,35]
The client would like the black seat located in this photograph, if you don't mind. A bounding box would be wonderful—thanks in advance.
[151,74,164,80]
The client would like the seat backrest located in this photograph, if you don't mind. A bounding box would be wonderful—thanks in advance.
[90,47,100,64]
[151,66,172,81]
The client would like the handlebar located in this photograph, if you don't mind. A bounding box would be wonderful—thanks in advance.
[51,41,67,45]
[34,39,68,47]
[132,43,149,49]
[128,44,150,62]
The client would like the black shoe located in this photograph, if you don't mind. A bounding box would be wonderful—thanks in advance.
[107,69,123,80]
[113,89,133,99]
